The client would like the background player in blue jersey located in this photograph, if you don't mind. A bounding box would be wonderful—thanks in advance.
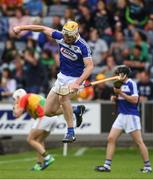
[95,65,152,173]
[13,21,94,143]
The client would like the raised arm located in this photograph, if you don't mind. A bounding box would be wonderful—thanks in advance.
[13,25,55,37]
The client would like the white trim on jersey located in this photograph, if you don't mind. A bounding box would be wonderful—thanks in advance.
[130,79,139,96]
[79,38,92,58]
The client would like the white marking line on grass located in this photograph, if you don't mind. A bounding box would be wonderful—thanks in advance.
[0,154,58,164]
[74,147,87,156]
[0,157,35,164]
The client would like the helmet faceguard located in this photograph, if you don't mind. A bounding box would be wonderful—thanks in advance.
[114,65,131,80]
[13,89,27,101]
[62,21,79,44]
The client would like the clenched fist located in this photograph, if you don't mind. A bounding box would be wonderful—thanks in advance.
[13,26,21,35]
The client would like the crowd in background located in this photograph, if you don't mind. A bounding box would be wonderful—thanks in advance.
[0,0,153,102]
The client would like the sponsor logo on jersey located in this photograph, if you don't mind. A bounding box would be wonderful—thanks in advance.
[61,47,78,61]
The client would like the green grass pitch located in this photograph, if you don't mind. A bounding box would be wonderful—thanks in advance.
[0,147,152,179]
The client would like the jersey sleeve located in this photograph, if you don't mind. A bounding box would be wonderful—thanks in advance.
[51,31,63,41]
[18,95,29,109]
[81,44,92,60]
[130,81,139,96]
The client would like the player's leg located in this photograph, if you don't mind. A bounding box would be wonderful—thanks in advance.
[59,94,75,142]
[44,90,61,116]
[37,131,55,170]
[45,91,74,143]
[27,129,46,155]
[31,116,57,171]
[31,133,46,171]
[95,127,122,172]
[130,130,152,173]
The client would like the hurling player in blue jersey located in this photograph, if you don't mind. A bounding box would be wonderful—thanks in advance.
[13,21,94,143]
[95,65,152,173]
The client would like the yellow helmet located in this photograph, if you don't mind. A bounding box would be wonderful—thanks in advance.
[62,21,79,37]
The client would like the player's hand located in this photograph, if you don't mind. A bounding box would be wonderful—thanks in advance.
[68,82,80,93]
[13,26,21,35]
[113,87,122,95]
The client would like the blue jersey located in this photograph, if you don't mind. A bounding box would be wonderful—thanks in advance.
[51,31,92,77]
[117,78,139,116]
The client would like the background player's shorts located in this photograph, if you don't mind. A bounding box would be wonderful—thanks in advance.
[112,113,141,133]
[31,116,58,132]
[52,72,79,94]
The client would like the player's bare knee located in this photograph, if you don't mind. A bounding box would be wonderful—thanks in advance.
[27,134,36,144]
[44,107,56,117]
[135,139,144,146]
[107,135,116,143]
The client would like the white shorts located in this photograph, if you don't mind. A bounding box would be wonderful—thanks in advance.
[31,116,58,132]
[112,113,141,133]
[52,72,79,94]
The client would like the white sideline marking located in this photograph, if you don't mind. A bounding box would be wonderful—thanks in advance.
[0,154,58,164]
[0,157,35,164]
[74,148,87,156]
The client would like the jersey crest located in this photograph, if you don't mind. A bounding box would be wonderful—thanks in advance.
[61,47,78,61]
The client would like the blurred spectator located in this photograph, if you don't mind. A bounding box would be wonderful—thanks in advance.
[101,55,116,86]
[93,73,113,100]
[51,15,62,30]
[125,0,148,27]
[145,18,153,50]
[88,28,108,66]
[12,54,25,89]
[101,55,116,77]
[1,39,17,65]
[144,0,153,15]
[30,17,48,48]
[0,0,23,16]
[26,38,40,58]
[124,45,148,74]
[40,49,55,66]
[137,71,153,101]
[63,7,75,23]
[124,24,137,41]
[77,5,94,34]
[0,68,17,100]
[77,79,94,102]
[9,7,32,40]
[0,17,9,40]
[23,49,47,93]
[113,0,127,30]
[94,0,113,37]
[78,23,89,40]
[48,0,67,17]
[130,31,149,61]
[23,0,43,16]
[87,0,98,12]
[110,30,129,64]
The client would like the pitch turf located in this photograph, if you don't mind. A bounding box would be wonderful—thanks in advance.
[0,147,152,179]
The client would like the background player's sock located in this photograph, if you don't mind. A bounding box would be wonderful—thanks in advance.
[37,162,42,165]
[104,159,112,169]
[42,151,49,159]
[144,160,151,168]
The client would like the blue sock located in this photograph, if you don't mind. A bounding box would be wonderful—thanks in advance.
[67,127,74,135]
